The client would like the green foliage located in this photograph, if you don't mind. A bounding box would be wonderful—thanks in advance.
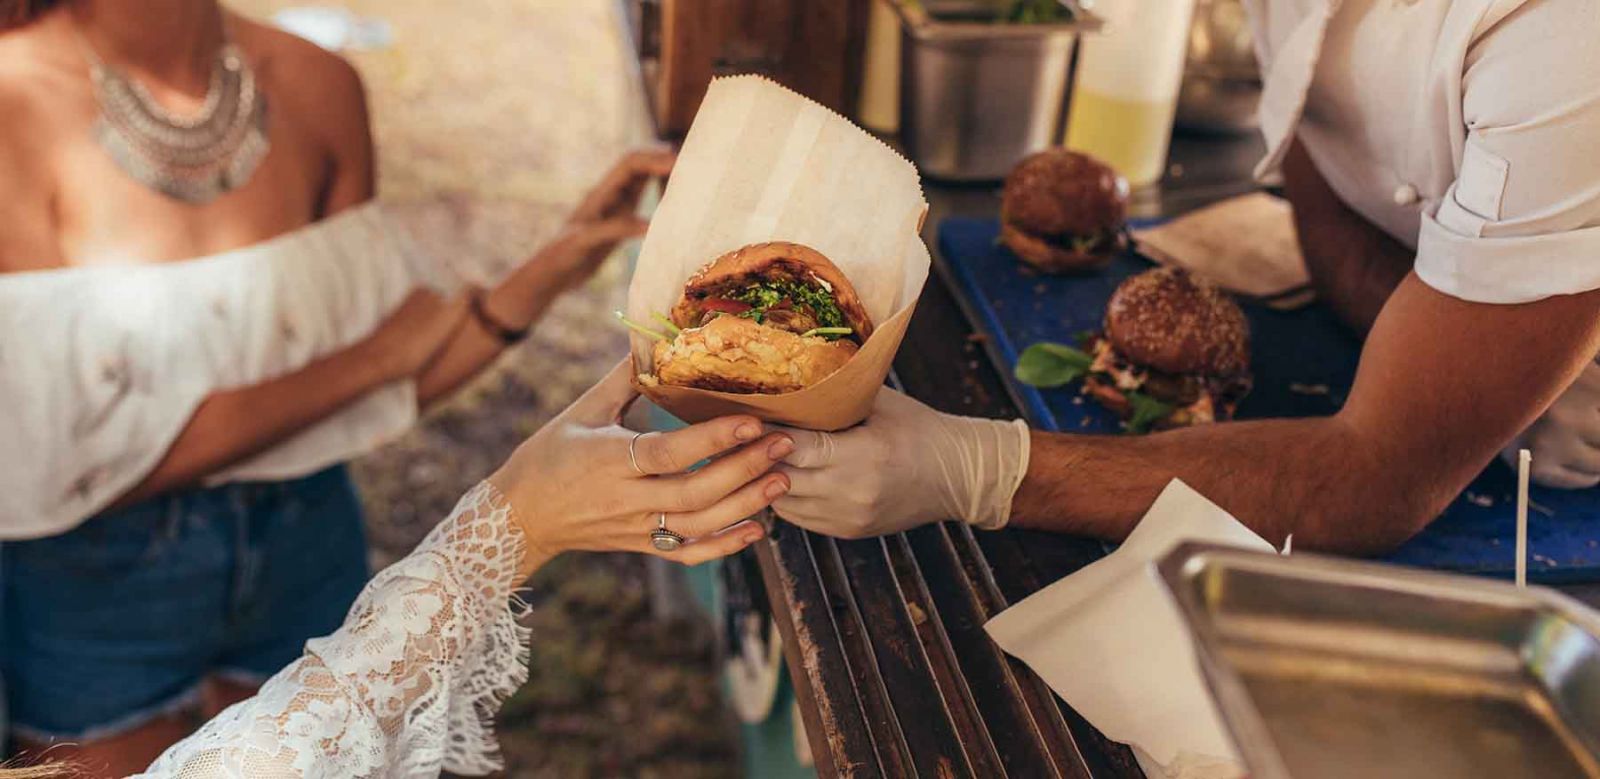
[730,279,848,329]
[1016,340,1175,434]
[1001,0,1073,24]
[1015,341,1093,388]
[614,310,669,341]
[1125,392,1175,434]
[651,312,681,336]
[801,327,854,339]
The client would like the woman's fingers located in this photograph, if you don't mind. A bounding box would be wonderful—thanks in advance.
[659,469,788,539]
[629,415,764,475]
[773,427,837,469]
[576,148,676,220]
[658,519,768,567]
[654,433,792,513]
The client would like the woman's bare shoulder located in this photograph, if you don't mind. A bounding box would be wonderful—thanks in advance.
[0,22,80,216]
[231,13,371,182]
[232,15,366,114]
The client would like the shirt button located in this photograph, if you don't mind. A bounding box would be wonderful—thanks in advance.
[1393,184,1420,206]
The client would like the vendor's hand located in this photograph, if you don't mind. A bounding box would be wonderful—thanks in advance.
[1505,360,1600,489]
[489,360,791,574]
[771,388,1031,538]
[366,288,473,381]
[534,148,676,295]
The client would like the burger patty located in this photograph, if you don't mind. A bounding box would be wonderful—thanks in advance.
[1033,226,1124,256]
[1085,334,1251,426]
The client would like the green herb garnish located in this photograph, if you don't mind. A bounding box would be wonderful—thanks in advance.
[1015,342,1093,388]
[728,278,848,330]
[1125,392,1175,435]
[614,310,669,342]
[801,327,853,339]
[651,312,681,336]
[1017,340,1174,434]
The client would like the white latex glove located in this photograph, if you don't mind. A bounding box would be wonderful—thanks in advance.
[771,388,1032,538]
[1504,360,1600,489]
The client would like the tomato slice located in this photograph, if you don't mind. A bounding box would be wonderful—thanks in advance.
[702,297,752,314]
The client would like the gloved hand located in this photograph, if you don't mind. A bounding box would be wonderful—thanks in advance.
[771,388,1032,538]
[1505,360,1600,489]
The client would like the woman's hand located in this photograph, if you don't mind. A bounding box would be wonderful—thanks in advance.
[489,360,790,575]
[531,148,676,296]
[363,289,474,382]
[412,150,675,408]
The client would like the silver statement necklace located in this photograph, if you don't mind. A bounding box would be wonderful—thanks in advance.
[74,20,269,203]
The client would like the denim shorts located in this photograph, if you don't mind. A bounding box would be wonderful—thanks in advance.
[1,465,370,742]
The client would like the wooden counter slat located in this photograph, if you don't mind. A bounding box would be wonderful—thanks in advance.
[807,532,918,777]
[831,536,978,778]
[756,520,889,778]
[882,531,1010,777]
[903,524,1086,778]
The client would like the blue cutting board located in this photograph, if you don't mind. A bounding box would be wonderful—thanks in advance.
[939,217,1600,583]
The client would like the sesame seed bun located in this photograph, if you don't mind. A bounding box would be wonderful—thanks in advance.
[1103,267,1249,378]
[1000,149,1129,272]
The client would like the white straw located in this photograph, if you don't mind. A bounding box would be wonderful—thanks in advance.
[1281,534,1293,556]
[1516,448,1531,588]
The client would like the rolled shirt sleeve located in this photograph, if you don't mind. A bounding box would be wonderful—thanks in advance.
[1415,0,1600,304]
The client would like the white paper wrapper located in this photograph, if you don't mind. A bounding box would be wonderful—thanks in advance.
[985,479,1275,779]
[626,76,929,430]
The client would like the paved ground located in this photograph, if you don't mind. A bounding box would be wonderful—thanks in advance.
[233,1,743,776]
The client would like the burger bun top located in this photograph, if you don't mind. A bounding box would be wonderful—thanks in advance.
[1001,149,1129,239]
[1103,267,1249,377]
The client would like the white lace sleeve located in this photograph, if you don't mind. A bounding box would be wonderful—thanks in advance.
[134,482,530,779]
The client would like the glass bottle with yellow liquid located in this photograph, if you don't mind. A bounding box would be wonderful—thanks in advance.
[1065,1,1199,187]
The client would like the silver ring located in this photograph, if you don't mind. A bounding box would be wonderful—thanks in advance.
[629,432,648,476]
[650,512,684,552]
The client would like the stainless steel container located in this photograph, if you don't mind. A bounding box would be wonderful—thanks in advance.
[1160,543,1600,779]
[894,2,1097,181]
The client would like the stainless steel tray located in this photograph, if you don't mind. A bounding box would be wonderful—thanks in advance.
[1159,543,1600,779]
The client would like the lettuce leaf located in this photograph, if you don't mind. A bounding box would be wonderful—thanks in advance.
[1015,342,1093,388]
[1125,392,1174,434]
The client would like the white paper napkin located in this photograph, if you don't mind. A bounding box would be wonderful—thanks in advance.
[984,479,1274,779]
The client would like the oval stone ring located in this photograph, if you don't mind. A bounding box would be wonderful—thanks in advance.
[650,512,684,552]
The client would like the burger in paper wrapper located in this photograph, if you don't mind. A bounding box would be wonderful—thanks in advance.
[623,75,929,432]
[641,242,872,394]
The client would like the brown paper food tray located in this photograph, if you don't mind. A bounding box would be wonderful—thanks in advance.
[632,303,914,431]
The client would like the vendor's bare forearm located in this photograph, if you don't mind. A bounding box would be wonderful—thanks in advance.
[1011,276,1600,554]
[1282,141,1414,335]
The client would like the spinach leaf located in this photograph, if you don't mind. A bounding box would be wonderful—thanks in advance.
[1015,342,1093,388]
[1125,392,1174,434]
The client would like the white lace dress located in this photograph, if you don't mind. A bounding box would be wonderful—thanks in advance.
[133,482,530,778]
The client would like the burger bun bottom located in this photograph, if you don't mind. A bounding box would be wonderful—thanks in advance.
[653,315,858,395]
[999,222,1117,273]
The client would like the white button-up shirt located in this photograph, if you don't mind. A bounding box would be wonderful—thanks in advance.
[1246,0,1600,304]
